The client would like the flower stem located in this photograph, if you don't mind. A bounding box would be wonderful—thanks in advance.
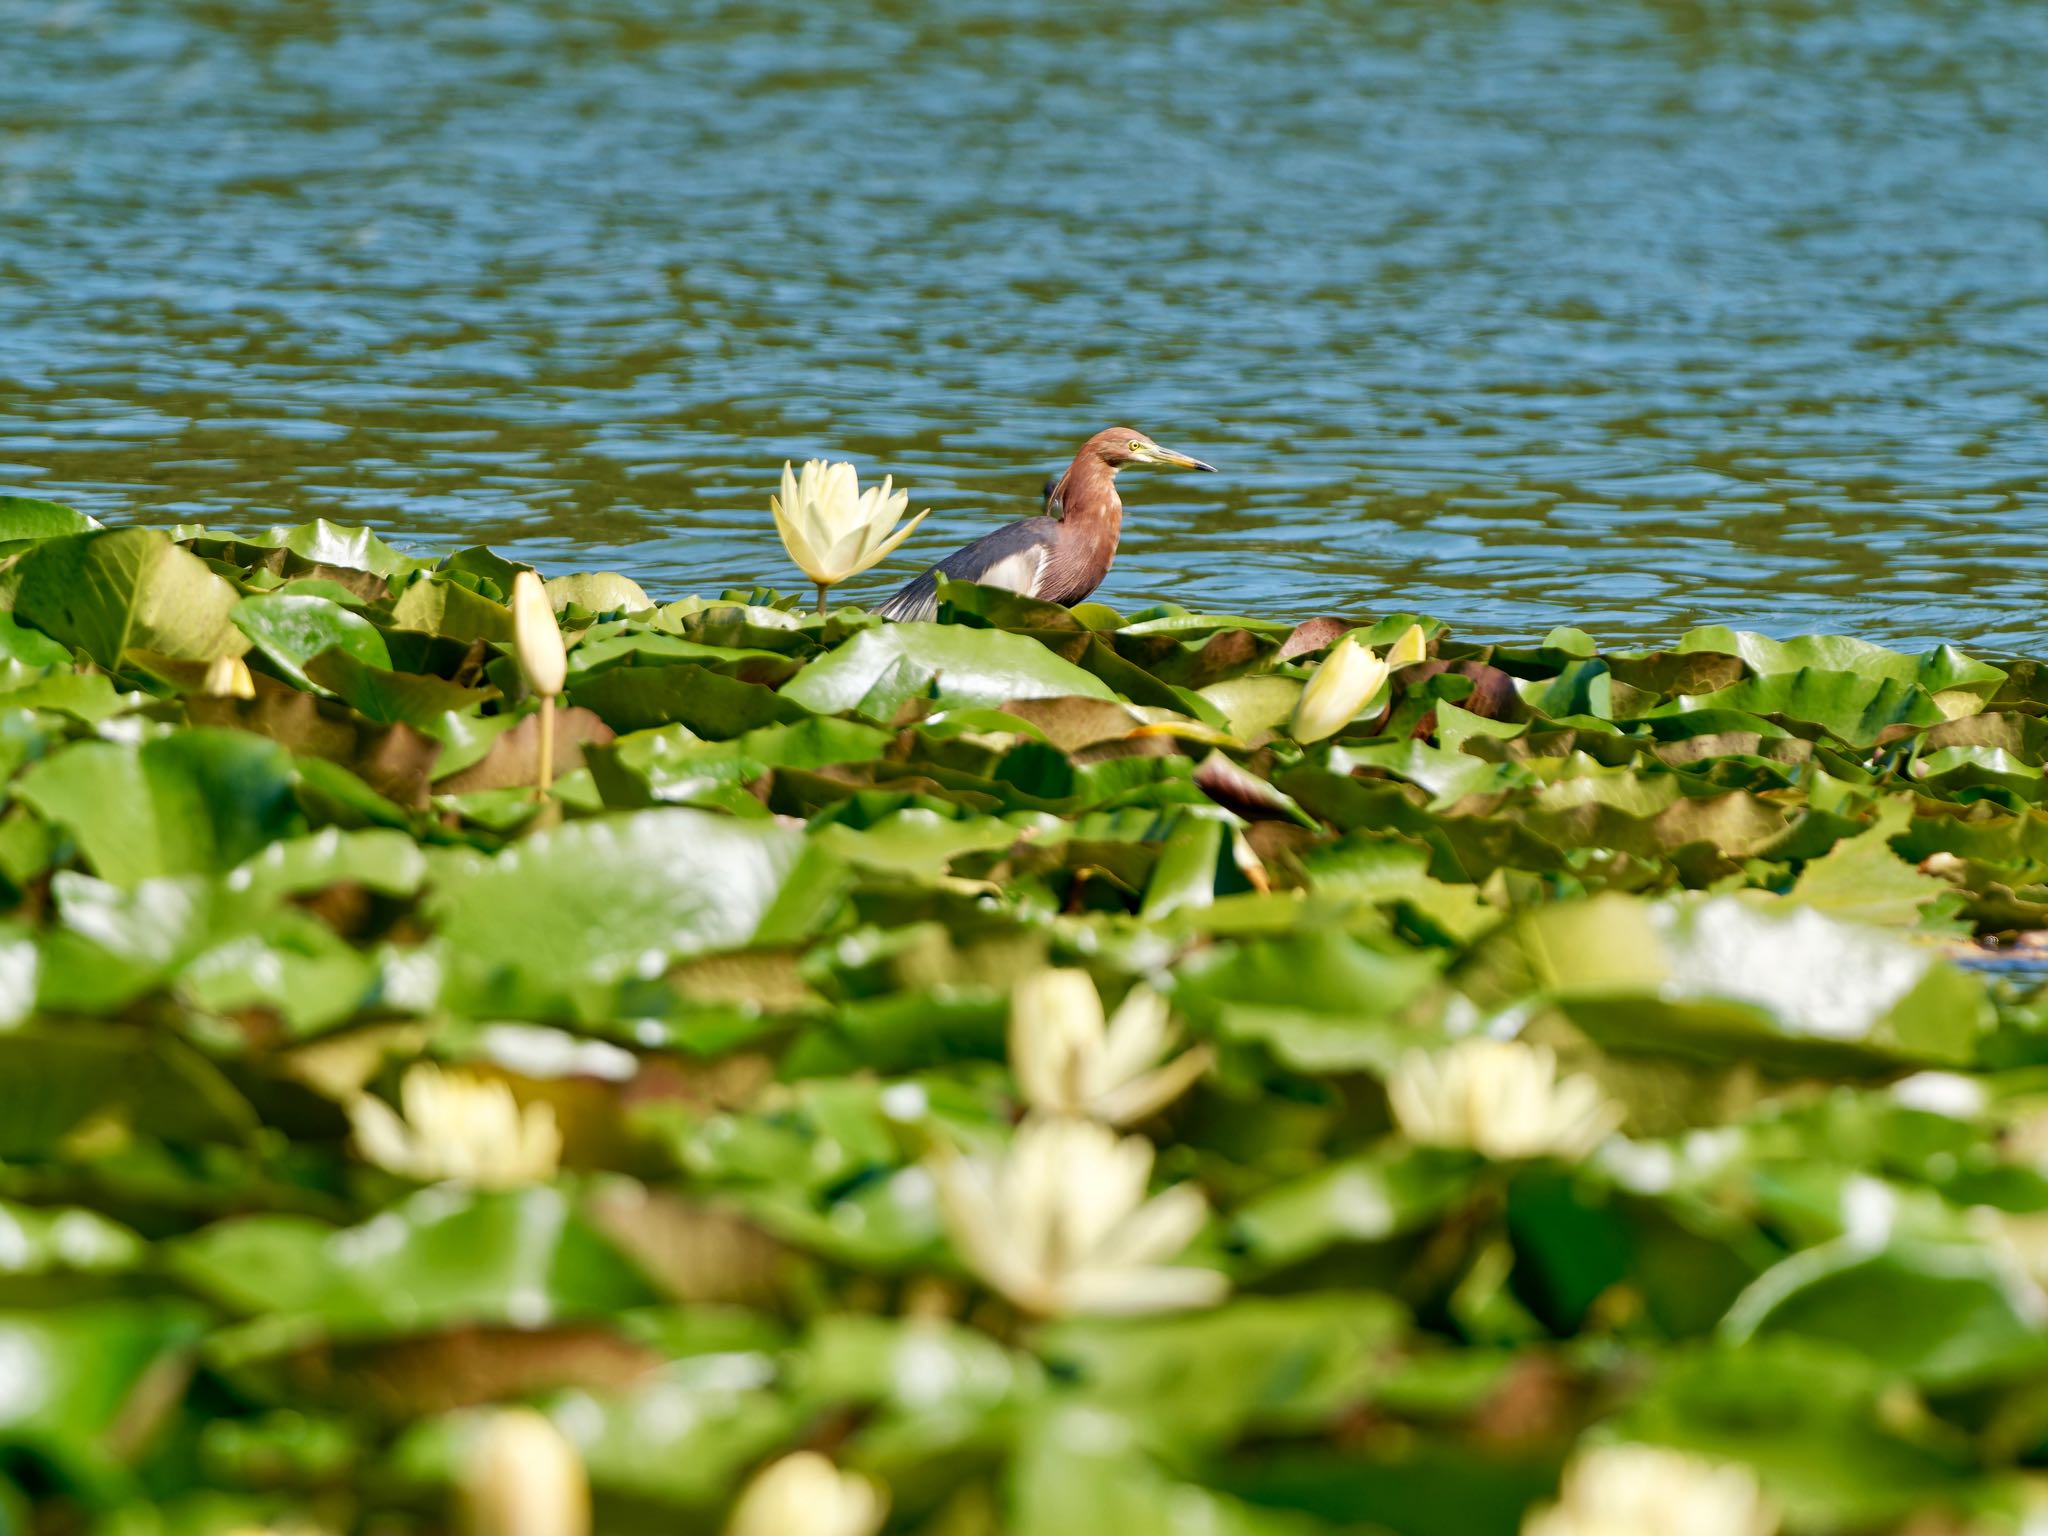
[536,693,556,801]
[815,582,829,617]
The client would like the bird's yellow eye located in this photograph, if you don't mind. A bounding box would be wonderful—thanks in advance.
[1128,439,1143,452]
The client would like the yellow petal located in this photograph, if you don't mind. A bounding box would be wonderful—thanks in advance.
[854,506,929,570]
[1386,623,1429,668]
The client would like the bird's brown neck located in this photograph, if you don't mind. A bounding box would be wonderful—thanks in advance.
[1049,452,1123,600]
[1055,453,1122,532]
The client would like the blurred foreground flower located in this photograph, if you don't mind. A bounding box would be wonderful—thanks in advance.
[204,653,256,699]
[1389,1040,1620,1162]
[933,1114,1228,1317]
[349,1063,562,1188]
[511,569,567,796]
[727,1451,887,1536]
[1291,632,1391,743]
[1009,969,1212,1126]
[1523,1443,1778,1536]
[771,459,929,614]
[459,1408,589,1536]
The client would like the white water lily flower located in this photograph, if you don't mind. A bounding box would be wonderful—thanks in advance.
[1389,1040,1621,1162]
[1291,632,1392,743]
[727,1451,887,1536]
[770,459,929,613]
[1009,969,1213,1126]
[1523,1443,1779,1536]
[510,570,567,698]
[933,1114,1229,1317]
[348,1063,562,1188]
[459,1407,589,1536]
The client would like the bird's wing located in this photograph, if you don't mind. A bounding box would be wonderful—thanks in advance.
[876,519,1056,622]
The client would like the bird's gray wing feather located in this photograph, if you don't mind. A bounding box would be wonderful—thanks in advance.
[876,519,1057,621]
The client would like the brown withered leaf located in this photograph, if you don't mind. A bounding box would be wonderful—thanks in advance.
[1276,617,1357,663]
[586,1185,793,1305]
[999,696,1145,752]
[1193,750,1303,822]
[624,1051,778,1113]
[1111,627,1275,688]
[670,952,819,1012]
[436,705,616,792]
[295,562,390,603]
[1073,734,1184,766]
[298,1325,659,1417]
[1606,650,1748,699]
[189,674,440,809]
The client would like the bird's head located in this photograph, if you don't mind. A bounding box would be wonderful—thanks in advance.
[1089,427,1216,474]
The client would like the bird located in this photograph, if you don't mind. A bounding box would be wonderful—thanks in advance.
[875,427,1216,621]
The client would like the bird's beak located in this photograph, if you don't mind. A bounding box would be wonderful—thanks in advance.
[1138,442,1217,472]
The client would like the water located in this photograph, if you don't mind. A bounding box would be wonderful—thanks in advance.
[4,0,2047,648]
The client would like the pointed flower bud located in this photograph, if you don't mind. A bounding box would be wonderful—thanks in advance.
[459,1408,590,1536]
[1289,633,1392,743]
[1385,622,1429,668]
[511,570,567,698]
[726,1451,887,1536]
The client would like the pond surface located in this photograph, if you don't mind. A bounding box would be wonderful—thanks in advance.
[4,0,2047,647]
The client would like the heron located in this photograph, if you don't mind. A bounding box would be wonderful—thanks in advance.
[874,427,1216,621]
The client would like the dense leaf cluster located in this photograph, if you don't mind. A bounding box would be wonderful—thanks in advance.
[1,495,2046,1533]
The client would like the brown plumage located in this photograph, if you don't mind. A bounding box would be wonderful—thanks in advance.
[876,427,1216,621]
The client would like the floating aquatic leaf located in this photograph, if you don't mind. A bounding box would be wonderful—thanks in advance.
[0,526,248,669]
[781,624,1117,717]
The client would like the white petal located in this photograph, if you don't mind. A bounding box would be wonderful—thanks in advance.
[1089,1045,1214,1128]
[1057,1262,1230,1316]
[1086,1181,1209,1271]
[1095,986,1172,1092]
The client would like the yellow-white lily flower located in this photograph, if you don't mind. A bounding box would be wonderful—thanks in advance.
[348,1063,562,1188]
[727,1452,887,1536]
[770,459,929,614]
[1009,969,1212,1126]
[1523,1443,1778,1536]
[1389,1040,1620,1162]
[459,1408,590,1536]
[1290,633,1392,743]
[933,1114,1229,1317]
[511,570,567,699]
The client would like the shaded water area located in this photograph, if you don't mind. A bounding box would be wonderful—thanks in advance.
[4,0,2047,647]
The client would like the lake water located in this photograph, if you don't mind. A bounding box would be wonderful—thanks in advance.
[4,0,2047,648]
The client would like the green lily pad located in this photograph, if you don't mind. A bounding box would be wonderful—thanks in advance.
[0,527,248,668]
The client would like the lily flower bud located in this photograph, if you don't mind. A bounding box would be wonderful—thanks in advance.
[459,1408,589,1536]
[727,1452,887,1536]
[1290,633,1392,743]
[511,570,567,699]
